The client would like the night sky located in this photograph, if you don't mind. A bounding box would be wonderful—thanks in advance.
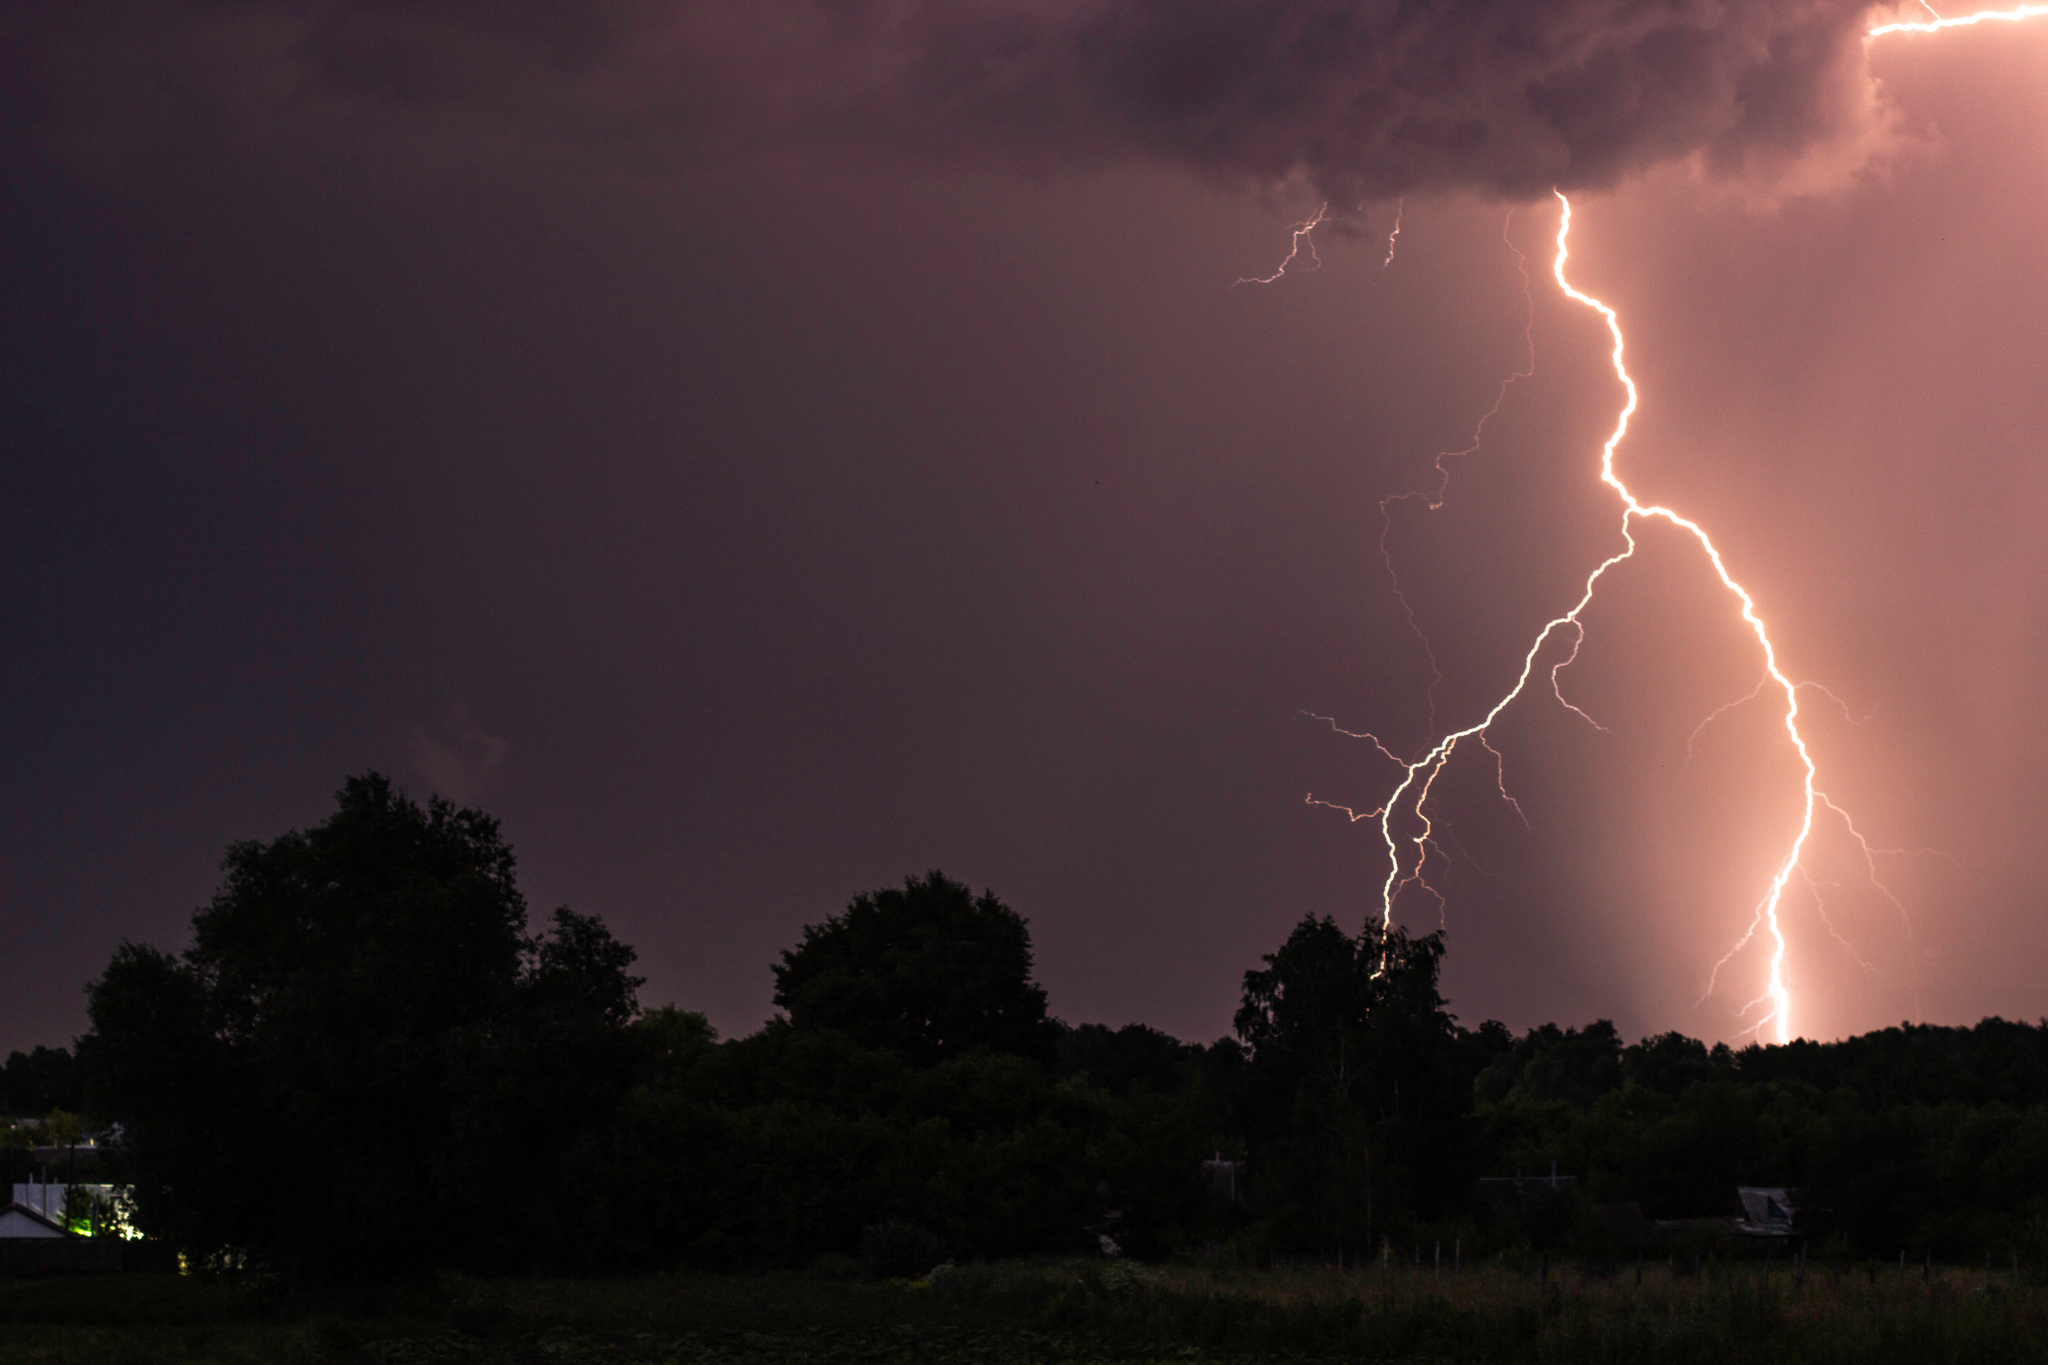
[7,2,2048,1053]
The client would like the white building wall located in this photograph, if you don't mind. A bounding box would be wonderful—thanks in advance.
[11,1183,119,1228]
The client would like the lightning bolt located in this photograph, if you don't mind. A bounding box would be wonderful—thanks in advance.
[1299,7,2037,1039]
[1318,194,1812,1038]
[1870,3,2048,36]
[1546,193,1812,1041]
[1237,203,1328,285]
[1382,200,1404,268]
[1684,677,1868,773]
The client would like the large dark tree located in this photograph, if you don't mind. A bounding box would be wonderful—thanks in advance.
[80,774,643,1278]
[772,871,1058,1066]
[1232,916,1476,1252]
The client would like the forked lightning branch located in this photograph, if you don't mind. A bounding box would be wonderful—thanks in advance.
[1269,5,2043,1042]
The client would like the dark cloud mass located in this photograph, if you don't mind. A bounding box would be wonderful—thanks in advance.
[942,0,1888,196]
[10,0,1888,197]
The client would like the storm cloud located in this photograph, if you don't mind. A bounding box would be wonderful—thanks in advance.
[9,0,1895,198]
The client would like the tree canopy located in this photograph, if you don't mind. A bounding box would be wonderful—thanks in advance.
[1231,915,1485,1249]
[1,1045,80,1115]
[772,871,1059,1066]
[81,773,643,1277]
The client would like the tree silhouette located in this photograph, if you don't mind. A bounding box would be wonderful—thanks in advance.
[81,773,642,1277]
[773,871,1058,1066]
[1232,916,1473,1250]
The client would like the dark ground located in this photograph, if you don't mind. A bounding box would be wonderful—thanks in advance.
[3,1256,2046,1365]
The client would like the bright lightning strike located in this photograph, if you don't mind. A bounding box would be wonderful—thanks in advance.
[1542,195,1821,1043]
[1318,195,1816,1039]
[1290,7,2035,1040]
[1869,3,2048,36]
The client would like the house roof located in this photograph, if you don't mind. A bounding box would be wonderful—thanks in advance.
[0,1202,71,1239]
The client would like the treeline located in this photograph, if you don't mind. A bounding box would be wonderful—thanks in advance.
[1480,1018,2048,1258]
[23,775,2048,1277]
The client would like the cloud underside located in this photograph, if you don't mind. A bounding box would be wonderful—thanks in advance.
[14,0,1895,198]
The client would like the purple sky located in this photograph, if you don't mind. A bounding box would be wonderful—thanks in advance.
[7,3,2048,1051]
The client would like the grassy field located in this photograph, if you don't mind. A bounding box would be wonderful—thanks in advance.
[0,1256,2043,1364]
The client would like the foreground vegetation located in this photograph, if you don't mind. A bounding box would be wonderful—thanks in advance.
[3,1257,2047,1365]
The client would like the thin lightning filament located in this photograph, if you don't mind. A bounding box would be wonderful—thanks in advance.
[1237,204,1328,285]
